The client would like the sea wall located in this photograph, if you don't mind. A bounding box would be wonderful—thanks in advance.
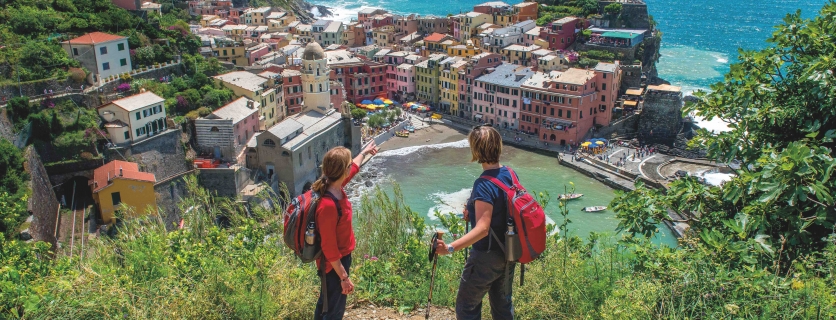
[593,113,639,139]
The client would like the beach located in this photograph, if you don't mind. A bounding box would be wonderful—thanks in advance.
[377,119,467,151]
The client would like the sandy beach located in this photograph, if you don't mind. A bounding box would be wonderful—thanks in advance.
[378,119,467,151]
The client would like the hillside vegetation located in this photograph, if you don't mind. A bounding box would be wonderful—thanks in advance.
[2,2,836,319]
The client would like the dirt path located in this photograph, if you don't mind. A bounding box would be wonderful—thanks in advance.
[345,303,456,320]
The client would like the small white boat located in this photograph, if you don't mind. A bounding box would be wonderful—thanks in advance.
[559,193,583,200]
[583,206,607,212]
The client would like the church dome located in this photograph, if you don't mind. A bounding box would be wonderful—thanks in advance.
[302,42,326,60]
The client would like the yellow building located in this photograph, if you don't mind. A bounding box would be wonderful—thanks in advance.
[446,44,483,58]
[214,71,283,129]
[200,15,219,27]
[372,25,396,47]
[439,57,466,115]
[90,160,157,224]
[212,40,248,66]
[460,12,491,43]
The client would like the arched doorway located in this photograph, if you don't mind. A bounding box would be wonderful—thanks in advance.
[550,134,556,141]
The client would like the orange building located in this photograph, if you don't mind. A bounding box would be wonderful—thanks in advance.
[90,160,157,224]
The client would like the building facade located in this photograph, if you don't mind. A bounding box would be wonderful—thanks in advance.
[90,160,156,224]
[214,71,283,129]
[195,97,260,160]
[62,32,132,83]
[98,91,167,144]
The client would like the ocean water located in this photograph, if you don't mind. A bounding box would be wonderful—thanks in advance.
[349,140,678,246]
[311,0,828,94]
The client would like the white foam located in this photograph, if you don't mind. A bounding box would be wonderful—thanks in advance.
[693,115,732,133]
[378,139,470,157]
[702,172,734,186]
[426,188,472,220]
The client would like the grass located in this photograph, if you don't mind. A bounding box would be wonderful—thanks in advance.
[8,176,836,319]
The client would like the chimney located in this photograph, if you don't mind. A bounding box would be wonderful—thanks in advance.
[247,100,254,109]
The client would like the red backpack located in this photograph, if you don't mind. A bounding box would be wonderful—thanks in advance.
[480,166,547,266]
[282,190,341,263]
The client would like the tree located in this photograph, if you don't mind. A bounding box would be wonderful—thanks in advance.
[613,2,836,269]
[604,3,622,15]
[7,97,31,123]
[0,138,27,197]
[350,105,367,120]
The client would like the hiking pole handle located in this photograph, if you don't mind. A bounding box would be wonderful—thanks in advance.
[426,231,442,319]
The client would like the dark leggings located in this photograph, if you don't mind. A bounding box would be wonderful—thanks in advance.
[314,254,352,320]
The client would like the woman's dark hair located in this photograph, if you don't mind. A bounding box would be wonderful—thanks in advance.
[468,125,502,164]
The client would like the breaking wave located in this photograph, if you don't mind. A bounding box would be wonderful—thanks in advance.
[377,139,470,157]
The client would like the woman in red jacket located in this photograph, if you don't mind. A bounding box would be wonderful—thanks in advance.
[312,142,378,319]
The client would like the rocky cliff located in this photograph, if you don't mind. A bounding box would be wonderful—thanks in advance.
[238,0,332,23]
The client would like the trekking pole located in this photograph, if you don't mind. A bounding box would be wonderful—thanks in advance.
[426,231,443,319]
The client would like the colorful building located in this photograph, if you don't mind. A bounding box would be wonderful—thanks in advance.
[213,71,283,129]
[500,44,539,66]
[90,160,157,224]
[460,52,503,119]
[460,12,492,43]
[98,91,167,144]
[512,1,539,23]
[519,62,621,145]
[415,53,447,106]
[471,63,534,127]
[447,44,483,58]
[61,32,132,84]
[439,57,467,114]
[539,17,583,50]
[195,97,260,159]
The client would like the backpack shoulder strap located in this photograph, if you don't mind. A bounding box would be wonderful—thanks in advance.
[321,191,343,219]
[479,175,514,195]
[504,166,521,186]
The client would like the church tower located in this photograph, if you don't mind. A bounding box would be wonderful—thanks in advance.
[300,42,331,114]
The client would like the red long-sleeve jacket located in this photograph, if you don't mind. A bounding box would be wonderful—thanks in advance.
[315,162,359,274]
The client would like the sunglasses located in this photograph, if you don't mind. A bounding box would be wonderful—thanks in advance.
[472,123,493,131]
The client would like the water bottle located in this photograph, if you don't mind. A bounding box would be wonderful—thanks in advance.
[505,219,522,262]
[302,221,318,260]
[305,221,316,245]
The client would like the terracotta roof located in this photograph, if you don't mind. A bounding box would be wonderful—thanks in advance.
[90,160,156,193]
[63,32,126,45]
[423,33,447,43]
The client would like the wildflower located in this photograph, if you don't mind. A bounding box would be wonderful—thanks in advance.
[364,254,369,259]
[724,304,739,315]
[791,279,804,290]
[370,256,378,261]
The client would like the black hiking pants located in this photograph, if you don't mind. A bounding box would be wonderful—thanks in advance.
[456,249,515,320]
[314,254,352,320]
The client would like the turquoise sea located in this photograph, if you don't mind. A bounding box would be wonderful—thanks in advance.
[311,0,828,93]
[348,139,677,246]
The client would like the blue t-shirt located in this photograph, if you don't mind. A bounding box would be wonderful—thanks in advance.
[467,166,513,252]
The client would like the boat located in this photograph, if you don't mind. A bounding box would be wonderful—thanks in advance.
[559,193,583,200]
[582,206,607,212]
[405,126,415,133]
[395,130,409,137]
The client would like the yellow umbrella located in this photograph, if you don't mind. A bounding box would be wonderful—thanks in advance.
[595,141,604,145]
[383,99,394,104]
[366,105,377,110]
[581,142,591,146]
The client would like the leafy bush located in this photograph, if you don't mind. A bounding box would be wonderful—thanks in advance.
[577,57,599,68]
[604,3,622,15]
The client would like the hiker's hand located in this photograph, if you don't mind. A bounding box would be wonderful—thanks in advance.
[435,239,450,256]
[362,142,379,156]
[341,277,354,295]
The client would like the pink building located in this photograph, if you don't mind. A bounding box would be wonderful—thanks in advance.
[392,63,417,102]
[539,17,584,51]
[519,61,621,145]
[471,63,534,129]
[246,43,270,65]
[460,52,503,119]
[450,14,463,40]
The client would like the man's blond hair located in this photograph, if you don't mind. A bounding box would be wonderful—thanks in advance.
[468,126,502,164]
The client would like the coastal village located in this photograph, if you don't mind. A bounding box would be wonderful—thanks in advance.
[4,0,720,258]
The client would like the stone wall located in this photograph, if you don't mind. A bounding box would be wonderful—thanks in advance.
[197,167,253,198]
[598,1,650,29]
[619,64,643,91]
[154,173,192,231]
[107,128,192,182]
[24,147,60,247]
[638,89,683,145]
[593,113,638,139]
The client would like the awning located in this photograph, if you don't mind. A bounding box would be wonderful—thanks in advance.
[623,100,638,106]
[625,88,643,96]
[601,31,638,39]
[474,114,483,119]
